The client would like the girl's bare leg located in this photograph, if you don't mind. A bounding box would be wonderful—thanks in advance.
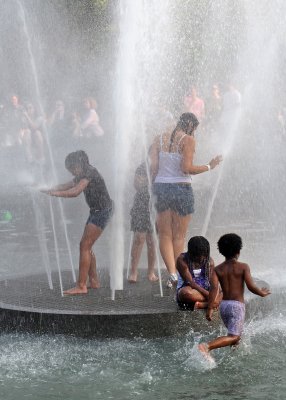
[156,210,176,275]
[171,212,192,262]
[128,232,146,282]
[146,233,158,282]
[88,250,100,288]
[178,286,221,310]
[64,223,102,295]
[178,287,207,308]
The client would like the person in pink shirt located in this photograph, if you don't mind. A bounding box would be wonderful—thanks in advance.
[184,86,205,122]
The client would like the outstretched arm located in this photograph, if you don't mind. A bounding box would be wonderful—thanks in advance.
[181,136,222,174]
[41,181,75,192]
[244,264,271,297]
[42,178,89,198]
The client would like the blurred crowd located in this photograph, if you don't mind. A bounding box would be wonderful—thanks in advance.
[1,82,284,173]
[0,94,104,168]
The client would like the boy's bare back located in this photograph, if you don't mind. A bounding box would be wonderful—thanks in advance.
[215,259,270,303]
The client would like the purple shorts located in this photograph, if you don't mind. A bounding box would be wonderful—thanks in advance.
[219,300,245,336]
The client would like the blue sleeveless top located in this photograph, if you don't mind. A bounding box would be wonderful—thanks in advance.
[177,252,210,291]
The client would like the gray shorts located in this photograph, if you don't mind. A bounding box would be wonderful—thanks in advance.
[219,300,245,336]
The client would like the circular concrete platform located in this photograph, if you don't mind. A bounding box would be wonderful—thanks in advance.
[0,269,213,337]
[0,268,273,338]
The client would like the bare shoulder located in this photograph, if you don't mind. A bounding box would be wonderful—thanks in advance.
[176,253,187,269]
[239,262,250,272]
[177,253,185,264]
[214,261,224,272]
[183,134,195,145]
[182,134,195,151]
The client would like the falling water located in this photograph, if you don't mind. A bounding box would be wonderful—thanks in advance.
[30,190,53,289]
[17,0,76,288]
[200,0,283,240]
[111,0,171,295]
[0,1,286,399]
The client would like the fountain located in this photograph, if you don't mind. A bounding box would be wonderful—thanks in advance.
[0,0,285,339]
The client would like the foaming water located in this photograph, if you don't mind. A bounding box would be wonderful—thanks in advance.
[1,304,286,399]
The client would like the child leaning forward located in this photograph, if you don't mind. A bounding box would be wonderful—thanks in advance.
[176,236,222,310]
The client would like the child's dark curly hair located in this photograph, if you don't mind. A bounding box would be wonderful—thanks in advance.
[217,233,243,259]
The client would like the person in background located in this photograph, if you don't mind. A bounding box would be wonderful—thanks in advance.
[199,233,271,361]
[23,102,45,164]
[41,150,113,295]
[220,83,241,127]
[150,113,222,288]
[128,160,158,283]
[49,100,67,129]
[81,97,104,138]
[184,86,205,122]
[5,94,27,148]
[205,84,222,133]
[48,100,71,152]
[176,236,221,310]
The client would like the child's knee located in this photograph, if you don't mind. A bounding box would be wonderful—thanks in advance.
[80,239,92,251]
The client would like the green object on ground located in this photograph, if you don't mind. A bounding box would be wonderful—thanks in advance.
[3,211,12,221]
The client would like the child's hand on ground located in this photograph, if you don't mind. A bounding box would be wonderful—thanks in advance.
[206,308,213,321]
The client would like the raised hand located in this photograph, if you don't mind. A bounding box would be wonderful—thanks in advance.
[209,155,223,169]
[260,287,271,297]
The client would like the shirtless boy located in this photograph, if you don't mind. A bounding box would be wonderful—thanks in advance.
[199,233,271,358]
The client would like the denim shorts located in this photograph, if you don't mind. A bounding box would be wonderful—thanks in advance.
[86,204,114,230]
[153,183,194,216]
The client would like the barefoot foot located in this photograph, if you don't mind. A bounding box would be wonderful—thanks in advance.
[88,278,100,289]
[63,286,88,295]
[194,301,208,310]
[147,273,159,282]
[198,343,215,363]
[128,272,138,283]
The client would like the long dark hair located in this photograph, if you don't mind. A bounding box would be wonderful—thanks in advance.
[168,113,199,152]
[187,236,210,280]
